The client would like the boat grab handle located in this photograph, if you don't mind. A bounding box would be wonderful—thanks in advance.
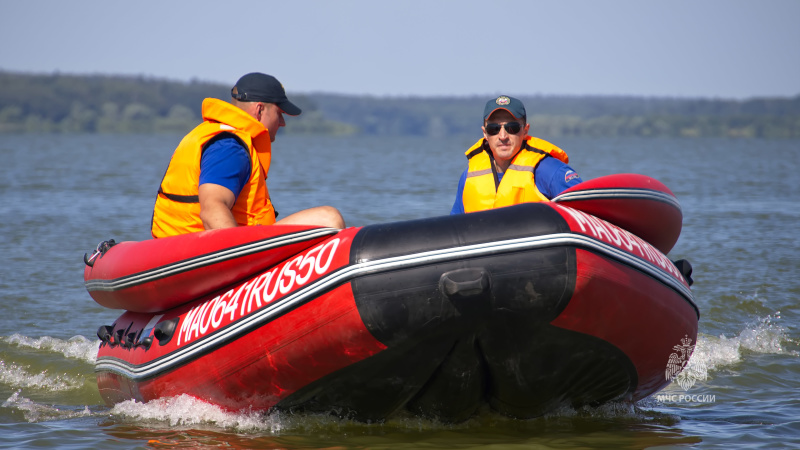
[84,239,117,267]
[440,268,491,298]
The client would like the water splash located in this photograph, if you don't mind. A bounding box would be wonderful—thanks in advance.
[0,360,84,392]
[3,390,93,423]
[108,394,471,434]
[110,394,282,433]
[683,312,796,378]
[2,334,99,363]
[107,393,680,437]
[736,312,794,354]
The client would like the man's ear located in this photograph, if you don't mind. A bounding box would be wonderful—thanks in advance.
[253,102,265,120]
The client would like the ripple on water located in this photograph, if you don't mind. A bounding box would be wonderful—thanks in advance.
[2,334,99,364]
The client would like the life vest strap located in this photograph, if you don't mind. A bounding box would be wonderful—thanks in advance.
[523,141,547,155]
[158,186,199,203]
[157,132,247,205]
[466,147,484,159]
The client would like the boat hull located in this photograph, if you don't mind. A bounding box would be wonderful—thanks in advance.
[553,173,683,254]
[84,225,339,313]
[93,200,697,421]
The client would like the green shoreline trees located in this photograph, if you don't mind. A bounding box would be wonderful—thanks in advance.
[1,71,798,138]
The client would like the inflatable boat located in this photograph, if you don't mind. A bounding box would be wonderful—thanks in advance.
[84,173,698,422]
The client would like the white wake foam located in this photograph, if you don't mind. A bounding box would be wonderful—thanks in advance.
[0,360,84,392]
[2,334,99,363]
[110,394,283,432]
[109,395,467,433]
[2,391,93,423]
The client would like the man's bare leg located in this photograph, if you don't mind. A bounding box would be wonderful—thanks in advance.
[275,206,345,229]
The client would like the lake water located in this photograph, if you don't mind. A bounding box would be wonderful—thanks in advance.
[0,133,798,449]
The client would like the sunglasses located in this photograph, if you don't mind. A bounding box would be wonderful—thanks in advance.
[485,122,522,136]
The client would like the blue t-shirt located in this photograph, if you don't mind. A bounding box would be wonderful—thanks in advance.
[199,136,252,199]
[450,156,583,214]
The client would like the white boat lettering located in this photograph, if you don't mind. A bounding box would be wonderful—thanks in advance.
[199,295,218,334]
[210,289,231,329]
[177,238,341,346]
[296,244,322,284]
[244,270,274,314]
[315,238,339,274]
[188,300,211,343]
[564,208,681,279]
[279,254,303,295]
[178,305,198,346]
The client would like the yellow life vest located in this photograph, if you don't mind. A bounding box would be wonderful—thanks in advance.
[151,98,276,238]
[462,136,570,213]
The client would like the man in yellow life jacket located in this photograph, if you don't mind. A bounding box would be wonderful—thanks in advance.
[152,72,345,238]
[451,95,583,214]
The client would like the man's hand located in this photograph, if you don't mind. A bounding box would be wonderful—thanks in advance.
[199,183,237,230]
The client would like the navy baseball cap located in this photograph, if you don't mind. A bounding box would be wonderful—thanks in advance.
[231,72,302,116]
[483,95,526,121]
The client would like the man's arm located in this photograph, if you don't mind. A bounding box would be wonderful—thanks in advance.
[535,157,583,199]
[450,169,468,215]
[197,136,252,230]
[198,183,237,229]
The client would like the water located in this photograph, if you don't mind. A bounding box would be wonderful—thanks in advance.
[1,132,798,448]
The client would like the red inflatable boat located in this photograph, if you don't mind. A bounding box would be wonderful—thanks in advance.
[85,173,697,422]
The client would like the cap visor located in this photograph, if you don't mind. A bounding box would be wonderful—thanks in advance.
[279,100,302,116]
[485,107,523,121]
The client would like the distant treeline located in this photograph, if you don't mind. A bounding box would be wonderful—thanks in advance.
[0,71,354,135]
[1,71,799,138]
[310,94,800,138]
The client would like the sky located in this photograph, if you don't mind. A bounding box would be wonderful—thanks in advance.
[1,0,798,99]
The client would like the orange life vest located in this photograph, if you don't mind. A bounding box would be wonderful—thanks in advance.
[462,136,570,213]
[151,98,275,238]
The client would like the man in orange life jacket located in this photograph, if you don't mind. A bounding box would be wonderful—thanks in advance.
[152,72,345,238]
[451,95,582,214]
